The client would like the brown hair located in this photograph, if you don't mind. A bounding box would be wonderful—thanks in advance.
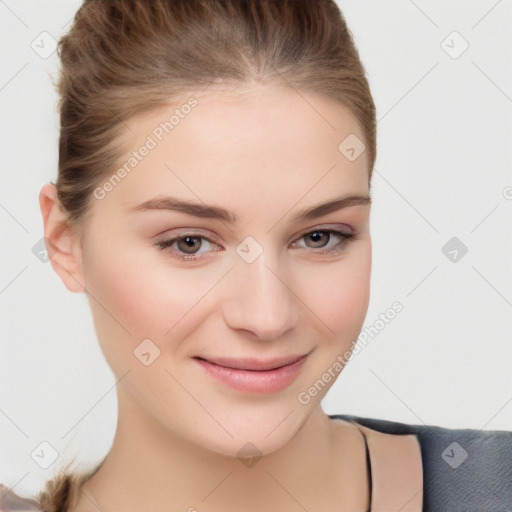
[34,457,102,512]
[39,0,377,508]
[54,0,376,231]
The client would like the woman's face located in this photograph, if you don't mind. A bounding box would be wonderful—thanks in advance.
[75,86,372,457]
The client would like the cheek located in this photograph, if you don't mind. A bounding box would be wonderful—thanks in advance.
[301,241,371,342]
[83,246,225,360]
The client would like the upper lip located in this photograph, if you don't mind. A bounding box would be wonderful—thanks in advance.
[194,352,310,371]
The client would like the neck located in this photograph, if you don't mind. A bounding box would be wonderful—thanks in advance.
[77,390,367,512]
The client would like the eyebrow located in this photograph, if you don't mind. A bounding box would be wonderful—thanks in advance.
[129,194,371,224]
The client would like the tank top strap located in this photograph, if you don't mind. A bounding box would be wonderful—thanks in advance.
[351,422,423,511]
[358,425,373,512]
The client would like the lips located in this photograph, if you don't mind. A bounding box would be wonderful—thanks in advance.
[193,352,311,394]
[193,353,309,371]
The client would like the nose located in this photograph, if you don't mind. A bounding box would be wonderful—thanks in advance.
[221,250,299,342]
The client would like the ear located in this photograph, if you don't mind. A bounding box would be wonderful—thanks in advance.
[39,182,85,293]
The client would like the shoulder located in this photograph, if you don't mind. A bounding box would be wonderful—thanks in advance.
[331,414,512,512]
[0,483,44,511]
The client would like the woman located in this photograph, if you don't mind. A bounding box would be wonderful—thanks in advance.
[1,1,510,511]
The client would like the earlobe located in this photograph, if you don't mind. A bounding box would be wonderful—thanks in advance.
[39,182,86,293]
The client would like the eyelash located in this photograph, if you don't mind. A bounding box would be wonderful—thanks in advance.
[154,229,355,262]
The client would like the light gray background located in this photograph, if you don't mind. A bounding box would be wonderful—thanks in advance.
[1,0,511,496]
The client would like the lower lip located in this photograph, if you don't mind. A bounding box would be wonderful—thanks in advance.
[194,356,308,394]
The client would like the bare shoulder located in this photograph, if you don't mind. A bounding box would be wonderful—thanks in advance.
[0,483,44,511]
[330,417,369,447]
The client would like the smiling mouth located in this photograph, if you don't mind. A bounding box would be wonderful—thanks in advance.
[192,352,311,394]
[193,353,310,372]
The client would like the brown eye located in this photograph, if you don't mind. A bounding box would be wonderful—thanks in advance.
[304,231,331,249]
[176,236,203,254]
[154,233,219,261]
[291,229,354,255]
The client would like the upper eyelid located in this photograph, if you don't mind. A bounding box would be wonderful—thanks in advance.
[289,223,354,240]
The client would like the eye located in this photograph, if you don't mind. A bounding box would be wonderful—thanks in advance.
[154,234,220,261]
[290,229,354,255]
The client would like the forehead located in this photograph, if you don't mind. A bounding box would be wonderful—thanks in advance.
[131,86,365,152]
[95,87,369,219]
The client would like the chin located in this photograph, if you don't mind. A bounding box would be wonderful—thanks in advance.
[180,402,310,461]
[197,425,297,461]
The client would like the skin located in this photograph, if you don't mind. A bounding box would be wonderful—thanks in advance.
[40,86,373,512]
